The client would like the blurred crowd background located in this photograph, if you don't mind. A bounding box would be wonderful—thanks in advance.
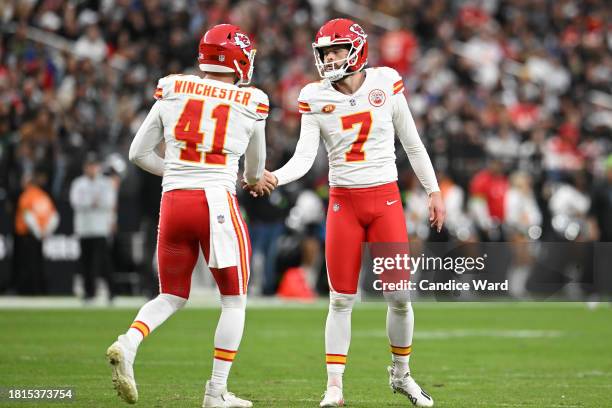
[0,0,610,300]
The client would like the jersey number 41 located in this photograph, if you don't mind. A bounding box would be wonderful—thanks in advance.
[175,99,229,165]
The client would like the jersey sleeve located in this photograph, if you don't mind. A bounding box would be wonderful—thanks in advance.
[391,84,440,195]
[129,101,165,176]
[243,120,266,184]
[245,87,270,121]
[272,113,320,186]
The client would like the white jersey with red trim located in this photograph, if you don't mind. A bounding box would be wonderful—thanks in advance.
[149,74,269,193]
[296,67,405,187]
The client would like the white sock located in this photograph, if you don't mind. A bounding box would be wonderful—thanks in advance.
[210,295,246,390]
[125,293,187,350]
[327,368,344,389]
[385,291,413,378]
[325,292,356,389]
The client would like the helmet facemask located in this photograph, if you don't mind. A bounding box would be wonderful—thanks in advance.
[234,48,256,85]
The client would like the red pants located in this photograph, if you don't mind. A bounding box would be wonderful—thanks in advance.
[326,182,409,294]
[157,189,251,298]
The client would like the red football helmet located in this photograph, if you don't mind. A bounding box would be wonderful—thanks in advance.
[198,24,256,85]
[312,18,368,81]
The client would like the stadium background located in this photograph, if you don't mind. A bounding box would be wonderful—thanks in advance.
[1,0,610,299]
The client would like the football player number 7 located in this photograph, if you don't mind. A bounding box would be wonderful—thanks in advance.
[174,99,229,165]
[341,111,372,162]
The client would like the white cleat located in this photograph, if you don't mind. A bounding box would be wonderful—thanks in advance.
[320,385,344,407]
[388,366,434,407]
[202,381,252,408]
[106,335,138,404]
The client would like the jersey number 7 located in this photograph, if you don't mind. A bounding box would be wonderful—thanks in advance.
[341,111,372,162]
[174,99,229,165]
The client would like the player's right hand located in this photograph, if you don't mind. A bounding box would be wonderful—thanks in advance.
[428,191,446,233]
[243,182,263,197]
[243,170,277,197]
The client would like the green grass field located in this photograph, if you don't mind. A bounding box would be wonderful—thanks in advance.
[1,302,611,407]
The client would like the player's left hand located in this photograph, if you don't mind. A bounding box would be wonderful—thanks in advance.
[428,191,446,233]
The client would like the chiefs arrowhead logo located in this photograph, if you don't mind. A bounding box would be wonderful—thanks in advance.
[349,24,367,39]
[233,33,251,49]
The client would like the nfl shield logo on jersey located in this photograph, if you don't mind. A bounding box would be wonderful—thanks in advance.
[368,89,386,107]
[333,203,341,212]
[217,214,225,224]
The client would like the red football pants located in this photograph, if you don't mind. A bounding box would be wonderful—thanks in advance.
[157,189,251,298]
[325,182,409,294]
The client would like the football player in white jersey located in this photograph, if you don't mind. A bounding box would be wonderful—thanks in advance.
[257,18,446,407]
[106,24,273,408]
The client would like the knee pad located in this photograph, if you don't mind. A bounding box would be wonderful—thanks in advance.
[158,293,187,312]
[384,290,412,314]
[329,292,356,313]
[220,294,247,310]
[388,300,412,315]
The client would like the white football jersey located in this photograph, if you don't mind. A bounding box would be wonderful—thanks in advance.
[153,74,269,192]
[297,67,405,187]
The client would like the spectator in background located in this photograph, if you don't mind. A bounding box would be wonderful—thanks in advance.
[543,123,585,179]
[378,29,418,76]
[505,171,542,296]
[242,188,291,295]
[590,155,612,242]
[535,171,596,298]
[69,152,117,303]
[589,155,612,300]
[74,24,108,63]
[403,172,430,242]
[485,124,520,166]
[549,172,592,242]
[469,159,509,241]
[437,171,474,242]
[505,171,542,241]
[12,166,59,294]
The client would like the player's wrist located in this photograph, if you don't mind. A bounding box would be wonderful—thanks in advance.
[269,172,279,187]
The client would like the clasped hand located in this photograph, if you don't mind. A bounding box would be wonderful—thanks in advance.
[242,169,278,197]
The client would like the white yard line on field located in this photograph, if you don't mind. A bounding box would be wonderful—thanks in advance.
[0,295,605,310]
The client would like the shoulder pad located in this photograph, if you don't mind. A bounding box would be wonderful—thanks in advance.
[297,81,325,114]
[154,74,198,100]
[245,86,270,120]
[374,67,404,95]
